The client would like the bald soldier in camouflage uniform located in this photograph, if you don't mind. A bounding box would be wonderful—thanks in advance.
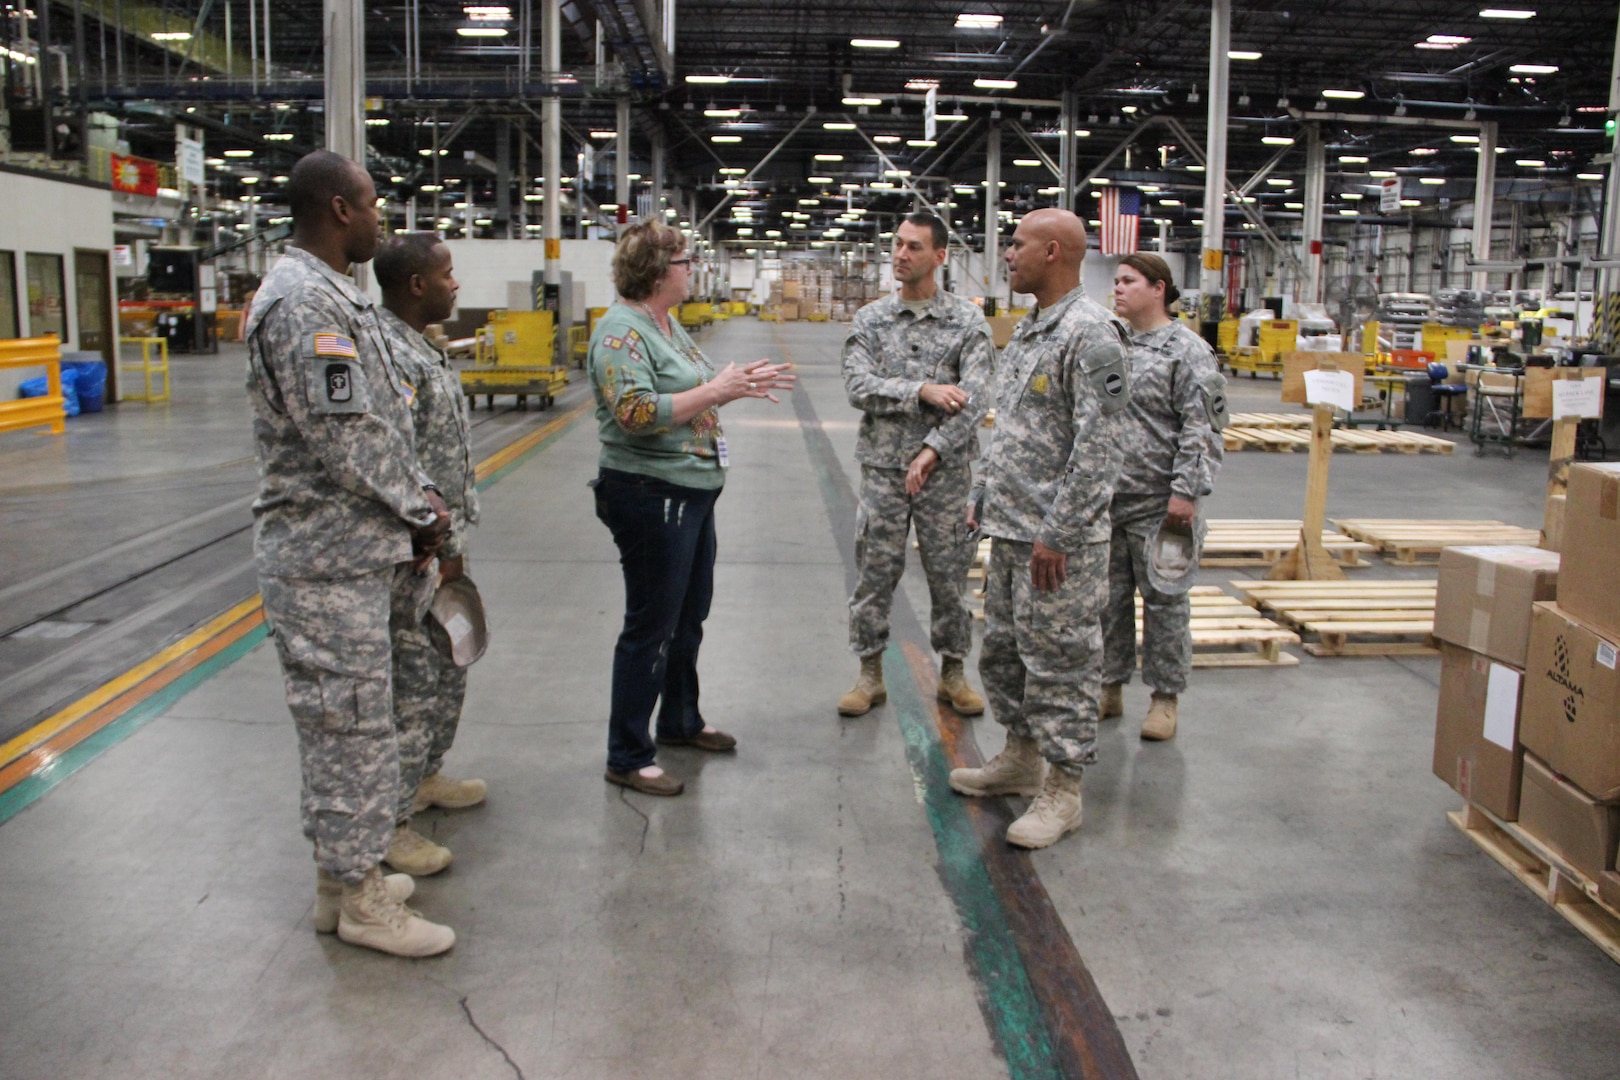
[1101,253,1227,742]
[949,209,1129,850]
[839,212,995,718]
[248,151,455,957]
[375,233,487,879]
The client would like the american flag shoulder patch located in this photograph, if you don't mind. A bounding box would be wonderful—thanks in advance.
[313,332,358,358]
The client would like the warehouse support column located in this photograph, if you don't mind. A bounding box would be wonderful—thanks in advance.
[496,119,512,238]
[984,122,1001,308]
[1058,88,1076,213]
[1301,122,1324,306]
[615,97,631,222]
[1598,16,1620,349]
[1470,121,1497,293]
[1199,0,1231,319]
[543,0,561,299]
[651,133,666,221]
[324,0,364,164]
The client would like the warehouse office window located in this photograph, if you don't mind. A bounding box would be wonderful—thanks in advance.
[0,251,17,339]
[26,253,66,343]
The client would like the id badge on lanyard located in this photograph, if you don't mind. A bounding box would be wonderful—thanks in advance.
[715,434,730,468]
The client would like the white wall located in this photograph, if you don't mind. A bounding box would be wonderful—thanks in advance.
[438,238,616,322]
[0,168,117,399]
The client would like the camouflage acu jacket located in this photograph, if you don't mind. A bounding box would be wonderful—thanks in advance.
[246,246,434,579]
[1113,319,1226,500]
[380,308,481,557]
[973,284,1130,551]
[841,288,996,469]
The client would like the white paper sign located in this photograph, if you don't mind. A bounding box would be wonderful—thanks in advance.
[1303,368,1356,411]
[1552,376,1603,420]
[176,136,205,187]
[1482,663,1521,751]
[925,85,938,142]
[1380,177,1401,213]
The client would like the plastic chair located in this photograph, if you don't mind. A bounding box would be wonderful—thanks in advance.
[1427,362,1467,431]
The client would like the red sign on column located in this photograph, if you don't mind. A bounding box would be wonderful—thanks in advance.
[111,154,160,196]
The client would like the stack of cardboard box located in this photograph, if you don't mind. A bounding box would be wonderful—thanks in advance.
[1434,463,1620,908]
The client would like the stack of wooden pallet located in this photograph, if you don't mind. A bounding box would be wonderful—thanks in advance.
[1227,412,1309,429]
[1150,586,1301,668]
[1229,579,1438,657]
[1202,519,1374,568]
[1223,427,1455,454]
[1332,519,1543,566]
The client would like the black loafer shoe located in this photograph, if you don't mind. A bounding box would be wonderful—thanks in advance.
[656,729,738,752]
[604,768,685,796]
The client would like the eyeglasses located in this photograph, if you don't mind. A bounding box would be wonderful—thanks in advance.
[668,258,692,267]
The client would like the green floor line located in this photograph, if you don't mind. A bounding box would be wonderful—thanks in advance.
[0,627,268,825]
[884,645,1066,1080]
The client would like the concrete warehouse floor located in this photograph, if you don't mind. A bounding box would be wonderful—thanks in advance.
[1,316,1618,1080]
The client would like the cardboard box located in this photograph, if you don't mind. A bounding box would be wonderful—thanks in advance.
[1520,602,1620,801]
[1280,352,1366,405]
[1517,754,1620,884]
[1557,463,1620,644]
[1433,643,1526,820]
[986,314,1020,349]
[1433,545,1560,668]
[781,281,802,300]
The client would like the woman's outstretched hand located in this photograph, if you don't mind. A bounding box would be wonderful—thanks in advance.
[713,359,797,404]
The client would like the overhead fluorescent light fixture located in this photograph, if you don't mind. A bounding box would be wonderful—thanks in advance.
[1261,136,1295,145]
[1577,172,1604,181]
[1340,192,1364,200]
[719,167,746,174]
[1369,170,1396,178]
[1509,64,1557,74]
[365,118,390,126]
[704,108,741,117]
[807,176,834,183]
[1339,208,1359,215]
[955,13,1002,28]
[905,78,940,91]
[842,97,882,107]
[1265,178,1292,186]
[590,130,616,138]
[151,31,192,41]
[1419,177,1446,185]
[1451,134,1480,143]
[973,78,1017,90]
[464,5,511,18]
[870,181,896,189]
[814,153,844,161]
[1228,50,1262,60]
[937,112,969,122]
[711,135,741,143]
[873,135,902,143]
[223,149,254,157]
[1410,147,1439,155]
[1013,158,1042,167]
[1322,89,1364,100]
[1479,8,1536,18]
[884,169,911,177]
[823,121,856,130]
[686,74,731,84]
[906,139,937,147]
[264,133,294,141]
[1340,155,1368,164]
[1187,164,1205,171]
[1159,199,1182,206]
[1516,158,1546,167]
[456,26,507,36]
[851,38,901,48]
[1284,202,1304,209]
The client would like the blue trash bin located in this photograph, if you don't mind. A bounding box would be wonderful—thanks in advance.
[61,354,106,414]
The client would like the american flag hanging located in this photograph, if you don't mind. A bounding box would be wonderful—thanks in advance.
[1098,186,1141,256]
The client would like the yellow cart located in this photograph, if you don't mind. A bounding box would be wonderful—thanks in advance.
[459,310,568,410]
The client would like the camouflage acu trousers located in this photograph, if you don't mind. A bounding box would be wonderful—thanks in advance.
[391,565,469,822]
[260,567,400,884]
[1101,494,1191,695]
[849,462,975,659]
[978,538,1109,775]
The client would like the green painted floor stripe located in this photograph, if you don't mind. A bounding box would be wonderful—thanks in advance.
[2,406,581,827]
[884,645,1066,1080]
[0,626,268,825]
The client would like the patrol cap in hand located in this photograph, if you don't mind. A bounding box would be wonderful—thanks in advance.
[1144,512,1206,597]
[430,576,490,667]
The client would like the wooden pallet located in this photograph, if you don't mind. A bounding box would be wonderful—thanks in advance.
[1450,801,1620,966]
[1202,519,1375,568]
[1229,579,1437,657]
[1224,427,1457,454]
[1227,412,1311,429]
[1331,519,1544,565]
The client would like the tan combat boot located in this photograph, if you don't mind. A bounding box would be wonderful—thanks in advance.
[1005,768,1084,849]
[383,822,453,876]
[337,866,456,957]
[937,657,985,715]
[837,653,887,716]
[412,772,489,813]
[1142,693,1178,741]
[314,868,416,933]
[948,734,1045,797]
[1101,683,1124,719]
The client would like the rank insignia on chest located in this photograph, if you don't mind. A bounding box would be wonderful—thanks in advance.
[325,362,354,403]
[1031,373,1049,395]
[313,332,358,358]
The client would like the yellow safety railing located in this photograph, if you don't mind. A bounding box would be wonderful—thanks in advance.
[120,336,171,403]
[1,335,66,436]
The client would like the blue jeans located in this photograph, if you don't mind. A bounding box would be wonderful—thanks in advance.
[593,468,720,773]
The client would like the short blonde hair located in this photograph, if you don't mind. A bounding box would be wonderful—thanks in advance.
[613,220,686,301]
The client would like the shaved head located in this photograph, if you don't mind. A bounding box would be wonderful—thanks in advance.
[1019,209,1088,269]
[1005,208,1088,305]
